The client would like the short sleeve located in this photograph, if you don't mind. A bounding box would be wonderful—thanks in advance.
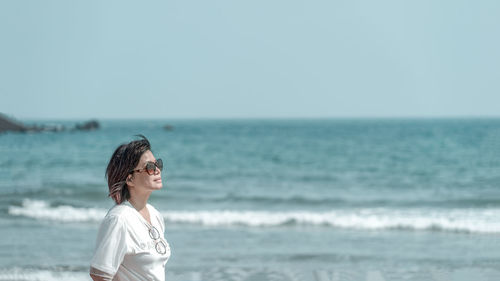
[90,215,128,276]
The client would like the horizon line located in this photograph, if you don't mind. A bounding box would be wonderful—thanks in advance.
[9,114,500,122]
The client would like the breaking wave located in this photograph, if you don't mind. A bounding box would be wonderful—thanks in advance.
[8,199,500,233]
[8,199,106,222]
[0,267,88,281]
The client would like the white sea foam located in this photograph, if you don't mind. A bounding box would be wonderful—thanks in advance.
[0,268,88,281]
[8,199,106,222]
[161,208,500,233]
[2,267,500,281]
[8,199,500,233]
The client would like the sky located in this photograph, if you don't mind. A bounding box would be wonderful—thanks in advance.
[1,0,499,120]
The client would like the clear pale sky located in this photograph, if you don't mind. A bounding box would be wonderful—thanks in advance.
[1,0,499,119]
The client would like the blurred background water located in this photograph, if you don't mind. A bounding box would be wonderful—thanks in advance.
[1,118,500,281]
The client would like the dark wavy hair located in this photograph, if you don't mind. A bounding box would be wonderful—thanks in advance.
[106,135,151,204]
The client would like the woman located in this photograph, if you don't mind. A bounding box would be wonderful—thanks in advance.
[90,135,171,281]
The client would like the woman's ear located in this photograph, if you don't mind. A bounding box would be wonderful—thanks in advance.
[126,174,134,187]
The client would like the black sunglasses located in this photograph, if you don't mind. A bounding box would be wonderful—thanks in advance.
[129,159,163,175]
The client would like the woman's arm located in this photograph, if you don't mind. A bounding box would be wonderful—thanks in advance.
[90,267,113,281]
[90,215,127,281]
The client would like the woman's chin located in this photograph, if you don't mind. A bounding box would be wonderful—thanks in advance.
[151,179,163,189]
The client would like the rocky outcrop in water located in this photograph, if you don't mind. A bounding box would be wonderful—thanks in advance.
[0,113,100,133]
[75,120,100,131]
[0,113,26,133]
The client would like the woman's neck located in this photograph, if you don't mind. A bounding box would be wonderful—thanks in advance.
[128,191,151,211]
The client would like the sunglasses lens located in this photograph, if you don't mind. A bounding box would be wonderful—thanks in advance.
[156,240,167,254]
[146,162,156,175]
[156,159,163,171]
[149,227,160,239]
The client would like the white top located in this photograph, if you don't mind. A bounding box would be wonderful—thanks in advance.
[90,201,171,281]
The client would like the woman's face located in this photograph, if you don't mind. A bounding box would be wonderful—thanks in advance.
[128,150,163,192]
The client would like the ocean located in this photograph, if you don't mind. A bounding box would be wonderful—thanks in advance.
[1,118,499,281]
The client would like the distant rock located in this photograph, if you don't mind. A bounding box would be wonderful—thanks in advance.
[0,113,27,133]
[29,124,66,132]
[74,120,100,131]
[163,124,174,131]
[0,113,100,133]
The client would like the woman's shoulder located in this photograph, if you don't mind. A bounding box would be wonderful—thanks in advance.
[104,202,134,221]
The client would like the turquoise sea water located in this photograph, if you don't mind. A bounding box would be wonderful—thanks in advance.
[1,119,500,281]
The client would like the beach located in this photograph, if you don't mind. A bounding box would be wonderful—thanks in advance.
[1,119,500,281]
